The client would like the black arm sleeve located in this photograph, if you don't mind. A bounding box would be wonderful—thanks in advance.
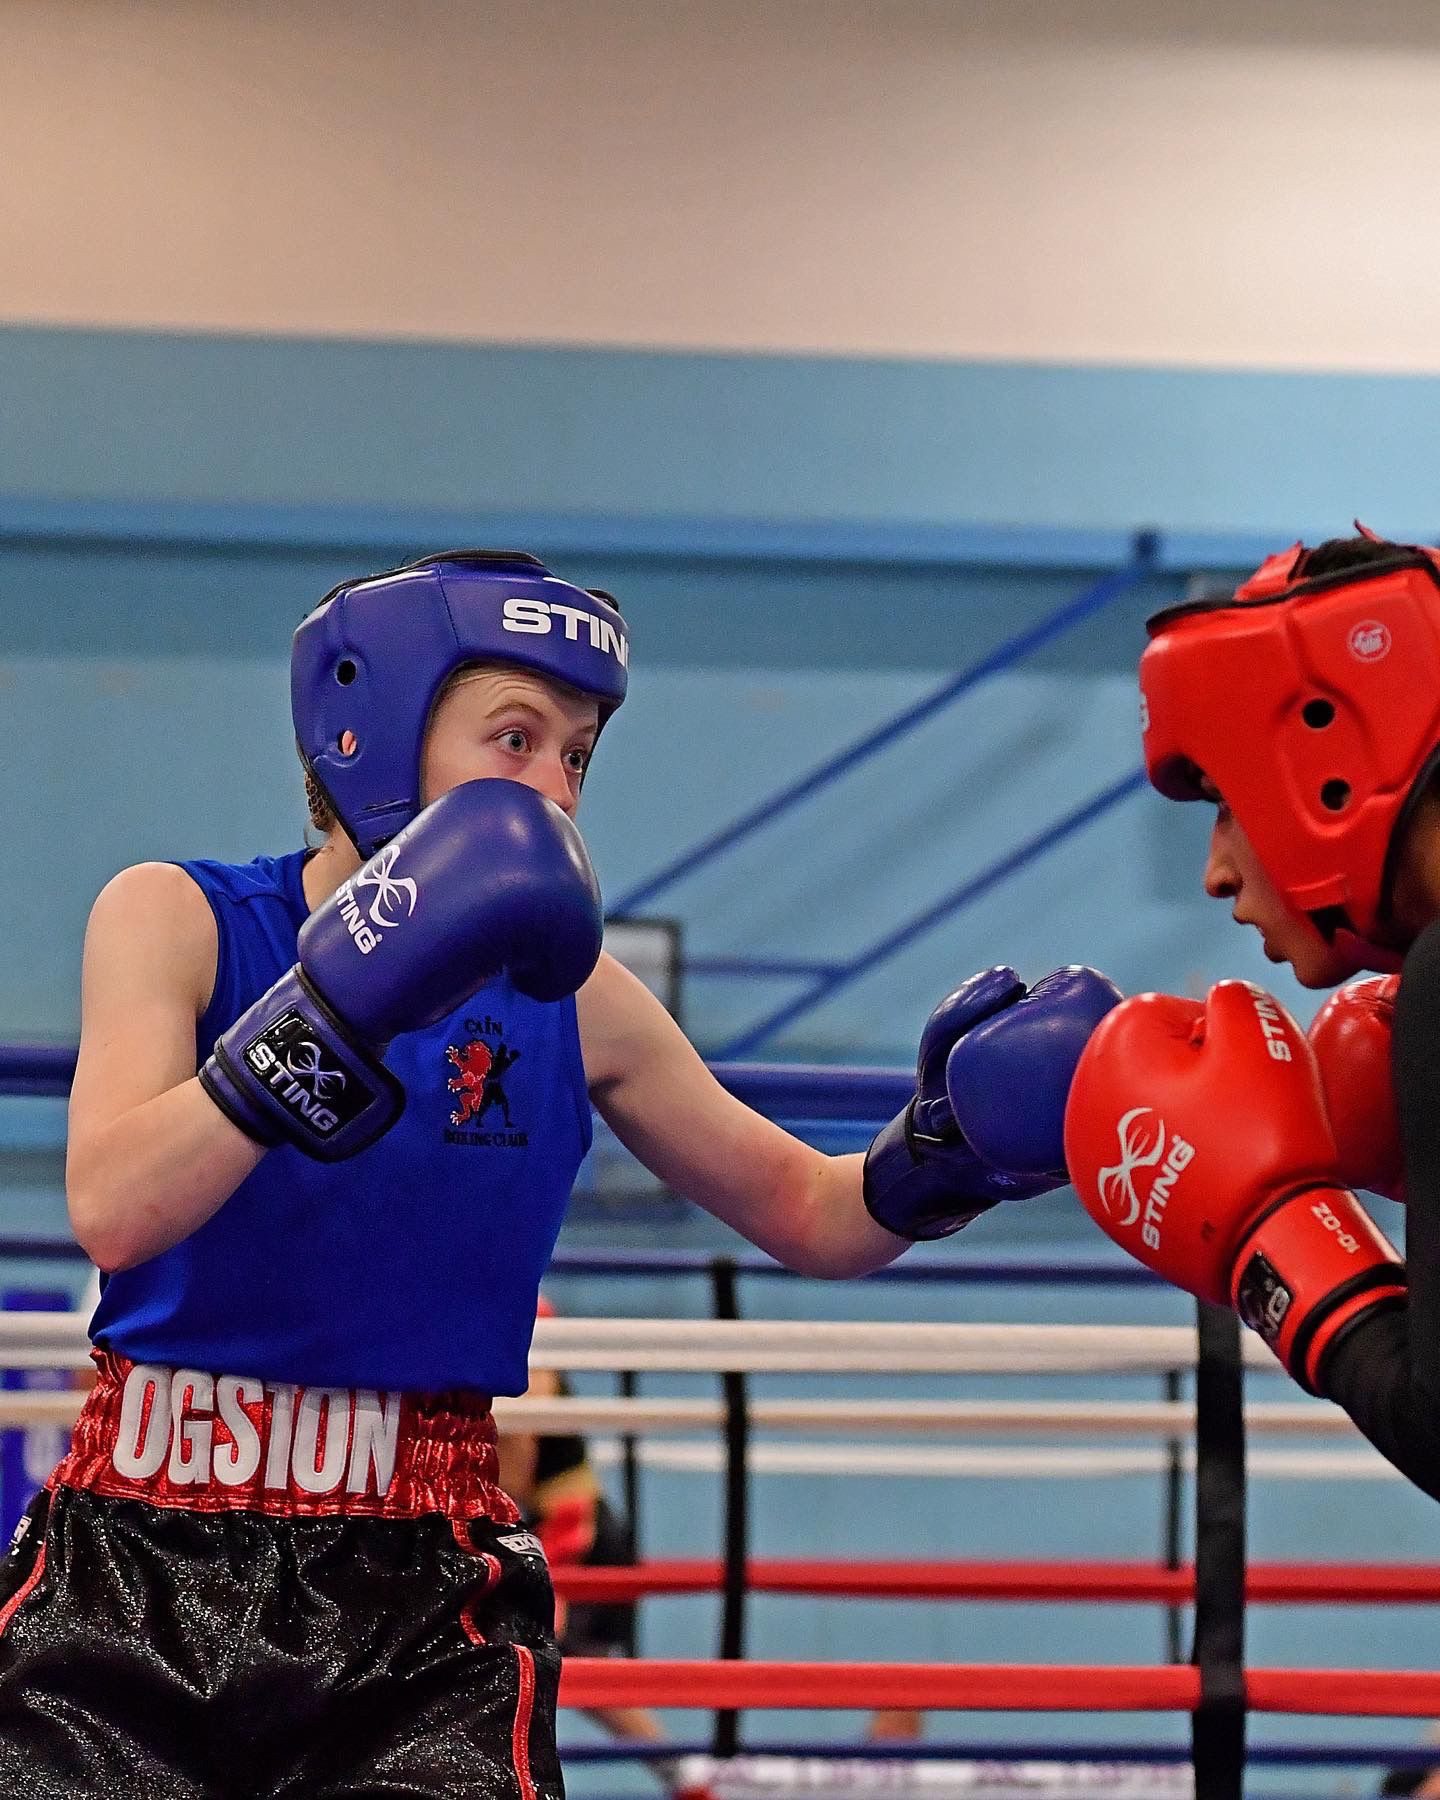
[1320,917,1440,1503]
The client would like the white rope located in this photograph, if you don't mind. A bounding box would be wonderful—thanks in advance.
[0,1392,81,1426]
[527,1318,1283,1376]
[587,1438,1401,1483]
[0,1316,88,1347]
[491,1396,1350,1438]
[0,1389,1359,1444]
[0,1402,1387,1479]
[713,1755,1193,1797]
[0,1314,1286,1377]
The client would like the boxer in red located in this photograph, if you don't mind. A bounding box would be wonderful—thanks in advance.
[1065,532,1440,1501]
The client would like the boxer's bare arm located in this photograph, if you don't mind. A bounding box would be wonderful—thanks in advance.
[577,952,902,1277]
[66,863,266,1273]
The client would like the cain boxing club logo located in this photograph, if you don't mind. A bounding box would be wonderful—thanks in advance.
[1096,1106,1195,1250]
[334,844,419,955]
[443,1015,528,1148]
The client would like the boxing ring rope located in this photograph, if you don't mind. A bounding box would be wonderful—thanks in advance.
[0,1312,1292,1376]
[560,1660,1440,1717]
[550,1558,1440,1606]
[0,1047,914,1112]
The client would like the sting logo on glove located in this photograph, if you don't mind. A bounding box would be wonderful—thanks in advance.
[241,1011,376,1140]
[335,845,421,955]
[1096,1107,1195,1247]
[1248,986,1294,1062]
[354,846,420,931]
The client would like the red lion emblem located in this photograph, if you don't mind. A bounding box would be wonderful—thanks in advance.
[446,1040,495,1127]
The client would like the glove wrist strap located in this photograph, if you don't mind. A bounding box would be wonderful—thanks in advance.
[862,1104,992,1242]
[201,967,405,1162]
[1231,1184,1407,1393]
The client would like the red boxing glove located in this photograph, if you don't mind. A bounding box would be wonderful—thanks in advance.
[1064,980,1406,1393]
[1308,976,1404,1203]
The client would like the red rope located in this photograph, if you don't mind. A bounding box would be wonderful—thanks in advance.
[561,1660,1200,1712]
[559,1659,1440,1716]
[552,1557,1440,1605]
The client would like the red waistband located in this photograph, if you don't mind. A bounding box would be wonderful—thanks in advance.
[51,1352,520,1523]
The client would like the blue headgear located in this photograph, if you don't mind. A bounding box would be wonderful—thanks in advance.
[292,549,628,858]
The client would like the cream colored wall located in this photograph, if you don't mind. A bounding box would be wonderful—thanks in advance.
[5,0,1440,369]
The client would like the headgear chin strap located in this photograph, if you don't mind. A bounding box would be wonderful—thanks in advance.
[1140,540,1440,961]
[292,550,628,860]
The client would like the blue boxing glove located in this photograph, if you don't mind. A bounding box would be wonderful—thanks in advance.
[200,778,602,1161]
[862,965,1121,1240]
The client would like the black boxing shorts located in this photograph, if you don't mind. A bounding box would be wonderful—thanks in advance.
[0,1352,563,1800]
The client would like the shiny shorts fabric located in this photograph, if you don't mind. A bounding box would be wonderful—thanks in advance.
[0,1485,562,1799]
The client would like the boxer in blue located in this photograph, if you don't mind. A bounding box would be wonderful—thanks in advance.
[1,551,1119,1796]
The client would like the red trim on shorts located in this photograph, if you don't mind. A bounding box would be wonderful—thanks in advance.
[511,1643,538,1800]
[52,1351,519,1523]
[0,1545,45,1638]
[457,1548,504,1646]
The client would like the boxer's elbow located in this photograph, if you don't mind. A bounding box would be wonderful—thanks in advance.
[66,1160,160,1273]
[65,1087,263,1274]
[66,1186,145,1274]
[66,1143,188,1272]
[768,1153,906,1279]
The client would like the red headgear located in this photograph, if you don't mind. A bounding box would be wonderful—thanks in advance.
[1140,538,1440,965]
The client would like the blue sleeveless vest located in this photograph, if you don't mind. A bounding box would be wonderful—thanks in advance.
[90,850,592,1394]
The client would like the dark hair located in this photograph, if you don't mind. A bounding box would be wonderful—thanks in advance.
[302,763,336,834]
[1299,537,1440,831]
[1297,533,1410,579]
[1379,1769,1429,1796]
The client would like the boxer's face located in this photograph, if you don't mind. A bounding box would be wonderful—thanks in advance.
[421,665,600,819]
[1200,781,1354,988]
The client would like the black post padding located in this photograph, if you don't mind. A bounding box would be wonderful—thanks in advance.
[710,1258,749,1760]
[618,1365,641,1658]
[1190,1301,1248,1800]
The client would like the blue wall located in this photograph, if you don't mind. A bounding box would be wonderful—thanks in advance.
[18,323,1436,1048]
[8,325,1440,537]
